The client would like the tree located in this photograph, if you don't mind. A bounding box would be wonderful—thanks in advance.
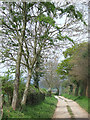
[1,71,13,105]
[1,2,29,110]
[40,59,61,95]
[0,77,3,119]
[20,6,57,104]
[11,2,27,110]
[57,42,88,96]
[69,42,88,96]
[0,1,86,107]
[21,2,79,105]
[33,56,44,89]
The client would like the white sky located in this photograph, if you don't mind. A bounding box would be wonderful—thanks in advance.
[0,0,89,3]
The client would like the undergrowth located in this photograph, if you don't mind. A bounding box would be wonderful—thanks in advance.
[2,96,57,119]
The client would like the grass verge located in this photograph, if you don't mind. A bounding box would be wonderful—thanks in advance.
[61,94,90,113]
[3,96,58,119]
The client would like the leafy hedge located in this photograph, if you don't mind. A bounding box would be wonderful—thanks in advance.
[26,86,45,105]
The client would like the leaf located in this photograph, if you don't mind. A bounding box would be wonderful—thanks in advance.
[2,7,6,10]
[37,14,55,26]
[65,36,75,44]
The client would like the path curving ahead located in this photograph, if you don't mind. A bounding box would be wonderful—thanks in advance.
[53,96,89,120]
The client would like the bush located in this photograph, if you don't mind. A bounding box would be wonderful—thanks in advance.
[40,88,51,97]
[3,106,25,119]
[47,90,52,97]
[26,86,45,105]
[40,88,48,95]
[17,85,46,107]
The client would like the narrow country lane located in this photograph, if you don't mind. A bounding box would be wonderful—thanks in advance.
[53,96,89,120]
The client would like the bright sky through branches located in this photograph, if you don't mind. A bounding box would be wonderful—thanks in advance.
[0,0,89,3]
[0,1,88,76]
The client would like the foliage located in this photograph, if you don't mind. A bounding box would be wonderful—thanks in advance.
[57,42,88,96]
[1,76,13,96]
[40,88,48,96]
[40,60,61,90]
[69,42,88,82]
[2,96,57,119]
[1,72,14,105]
[57,58,72,78]
[26,86,45,105]
[33,56,44,89]
[3,106,25,118]
[63,45,77,58]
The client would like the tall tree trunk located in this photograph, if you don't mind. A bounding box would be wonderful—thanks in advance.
[69,85,73,95]
[0,95,3,120]
[21,22,42,106]
[21,54,39,106]
[0,81,3,119]
[34,72,39,89]
[80,83,84,96]
[12,2,26,110]
[48,87,52,97]
[12,46,22,110]
[34,78,39,89]
[84,80,87,96]
[73,85,75,95]
[80,86,84,96]
[21,69,32,106]
[56,88,59,95]
[83,82,87,96]
[75,82,80,96]
[86,85,88,97]
[80,81,87,96]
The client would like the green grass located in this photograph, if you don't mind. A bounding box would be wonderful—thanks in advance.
[61,94,90,113]
[3,96,58,119]
[67,105,74,118]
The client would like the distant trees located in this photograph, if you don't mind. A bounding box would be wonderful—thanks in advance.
[57,42,88,97]
[40,59,61,95]
[69,43,88,96]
